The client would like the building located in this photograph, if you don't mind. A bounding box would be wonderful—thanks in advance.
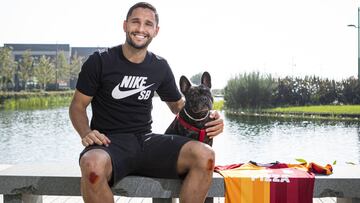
[4,43,105,62]
[4,43,71,62]
[71,47,105,62]
[1,43,105,90]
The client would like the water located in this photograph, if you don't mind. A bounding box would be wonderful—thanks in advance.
[0,97,359,166]
[214,115,360,166]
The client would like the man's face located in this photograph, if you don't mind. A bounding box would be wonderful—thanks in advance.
[124,7,159,50]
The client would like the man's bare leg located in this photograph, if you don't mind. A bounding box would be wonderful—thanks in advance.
[177,141,215,203]
[80,149,114,203]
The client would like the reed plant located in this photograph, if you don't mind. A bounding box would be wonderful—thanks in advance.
[213,100,224,111]
[0,91,73,110]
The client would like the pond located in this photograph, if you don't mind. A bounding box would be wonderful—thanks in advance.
[0,97,359,166]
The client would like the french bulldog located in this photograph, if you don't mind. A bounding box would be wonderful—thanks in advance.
[165,72,214,146]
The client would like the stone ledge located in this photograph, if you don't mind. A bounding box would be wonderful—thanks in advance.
[0,164,359,200]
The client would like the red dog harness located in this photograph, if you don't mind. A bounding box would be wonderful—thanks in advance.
[176,114,206,142]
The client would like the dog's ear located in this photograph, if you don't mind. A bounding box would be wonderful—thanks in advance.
[201,72,211,89]
[180,76,192,94]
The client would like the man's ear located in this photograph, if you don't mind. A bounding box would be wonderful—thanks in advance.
[201,72,211,89]
[180,76,192,94]
[123,20,127,32]
[154,26,160,37]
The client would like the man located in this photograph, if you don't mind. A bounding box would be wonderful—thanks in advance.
[69,2,224,203]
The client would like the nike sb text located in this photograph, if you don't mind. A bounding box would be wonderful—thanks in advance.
[111,76,154,100]
[120,76,147,88]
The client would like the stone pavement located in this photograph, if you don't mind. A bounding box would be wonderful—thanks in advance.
[0,195,337,203]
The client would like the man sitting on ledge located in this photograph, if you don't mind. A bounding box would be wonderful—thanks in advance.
[69,2,224,203]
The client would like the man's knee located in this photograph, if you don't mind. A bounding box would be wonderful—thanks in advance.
[197,145,215,171]
[179,141,216,172]
[80,149,112,184]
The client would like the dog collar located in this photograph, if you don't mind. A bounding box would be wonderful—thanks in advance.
[183,108,210,122]
[176,114,206,142]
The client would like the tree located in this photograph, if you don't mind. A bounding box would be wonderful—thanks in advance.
[18,50,34,90]
[34,56,55,90]
[69,53,83,89]
[224,76,243,109]
[55,51,70,87]
[0,46,16,91]
[340,77,360,104]
[190,72,203,85]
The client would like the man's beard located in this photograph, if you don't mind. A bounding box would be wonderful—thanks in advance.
[126,32,153,50]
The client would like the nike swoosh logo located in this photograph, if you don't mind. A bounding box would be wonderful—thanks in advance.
[111,83,154,99]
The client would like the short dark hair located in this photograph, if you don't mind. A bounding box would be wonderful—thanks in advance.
[126,2,159,25]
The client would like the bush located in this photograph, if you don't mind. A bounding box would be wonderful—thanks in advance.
[224,72,275,109]
[224,73,360,110]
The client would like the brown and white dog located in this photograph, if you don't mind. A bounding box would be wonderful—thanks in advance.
[165,72,214,146]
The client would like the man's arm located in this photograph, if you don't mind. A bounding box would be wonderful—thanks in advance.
[166,98,185,114]
[69,90,110,147]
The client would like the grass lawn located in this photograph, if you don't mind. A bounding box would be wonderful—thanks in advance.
[265,105,360,115]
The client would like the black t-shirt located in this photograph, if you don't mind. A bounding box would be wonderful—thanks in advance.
[76,45,181,135]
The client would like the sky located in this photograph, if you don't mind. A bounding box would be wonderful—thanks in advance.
[1,0,360,89]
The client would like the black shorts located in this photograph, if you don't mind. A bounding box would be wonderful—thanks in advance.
[79,133,192,186]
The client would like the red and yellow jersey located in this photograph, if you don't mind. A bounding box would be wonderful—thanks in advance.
[215,162,319,203]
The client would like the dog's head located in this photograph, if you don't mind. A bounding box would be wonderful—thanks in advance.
[180,72,213,120]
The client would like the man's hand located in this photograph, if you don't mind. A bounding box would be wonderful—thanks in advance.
[205,110,224,138]
[81,130,111,147]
